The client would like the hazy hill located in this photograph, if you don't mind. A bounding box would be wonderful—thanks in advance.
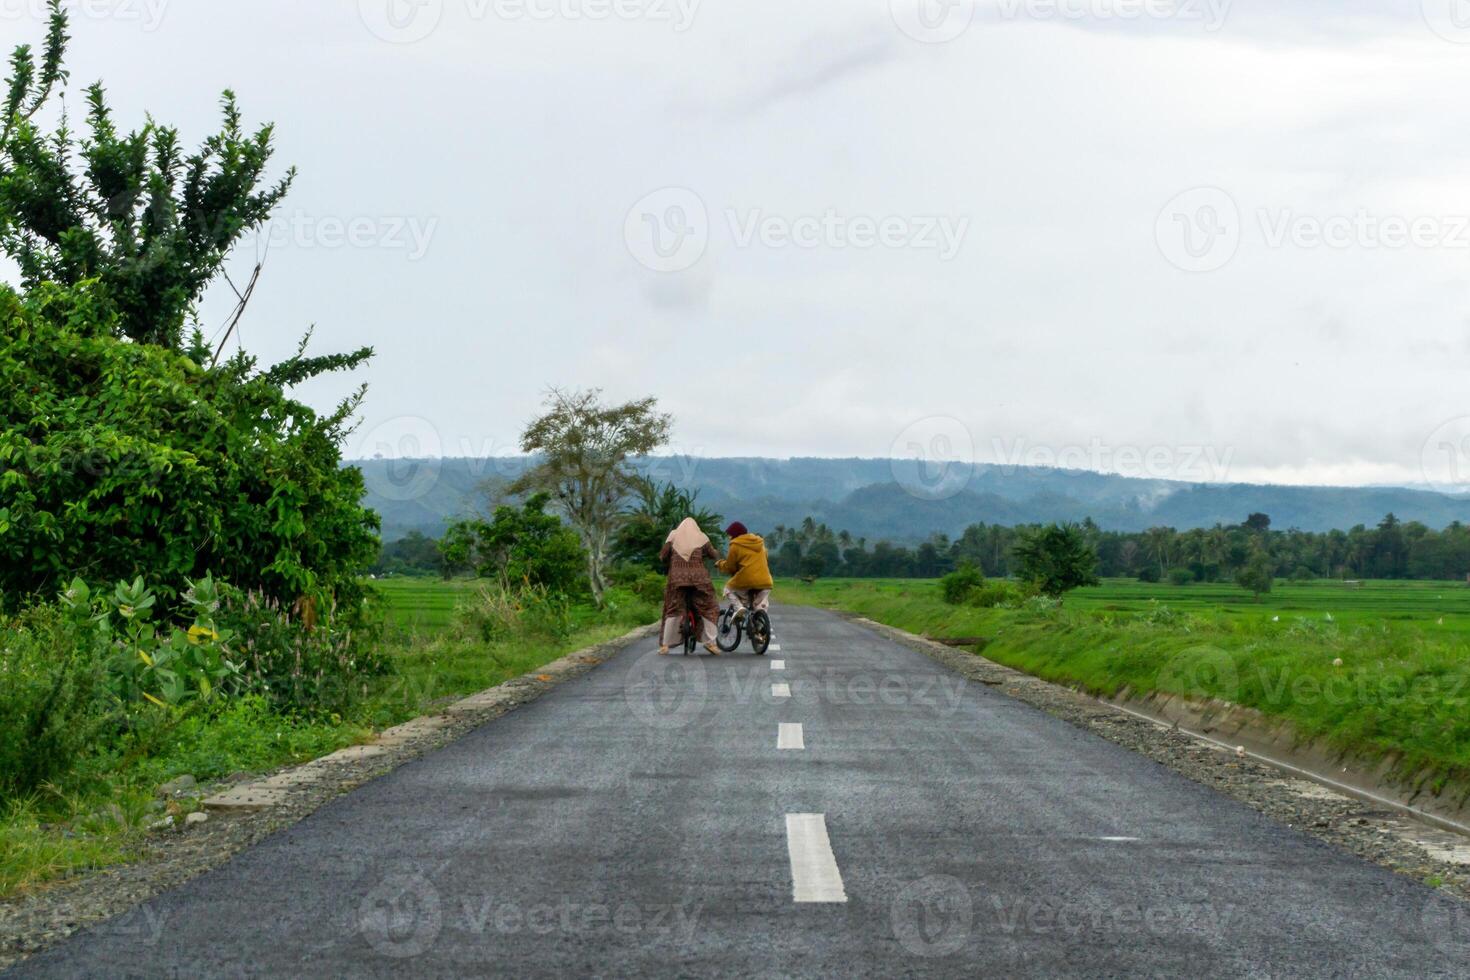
[352,457,1470,543]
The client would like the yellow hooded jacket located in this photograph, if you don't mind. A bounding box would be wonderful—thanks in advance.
[717,534,774,591]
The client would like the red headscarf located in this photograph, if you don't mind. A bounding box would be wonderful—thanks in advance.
[725,521,748,538]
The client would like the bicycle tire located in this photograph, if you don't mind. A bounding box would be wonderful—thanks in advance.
[716,607,743,652]
[749,611,771,656]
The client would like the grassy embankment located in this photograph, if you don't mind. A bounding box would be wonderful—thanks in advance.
[783,578,1470,783]
[2,579,653,898]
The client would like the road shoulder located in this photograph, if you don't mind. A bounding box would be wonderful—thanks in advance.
[0,624,657,972]
[845,613,1470,904]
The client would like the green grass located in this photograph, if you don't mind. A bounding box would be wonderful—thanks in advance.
[3,579,655,898]
[370,576,482,631]
[785,578,1470,781]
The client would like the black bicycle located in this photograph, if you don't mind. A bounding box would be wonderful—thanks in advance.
[716,594,771,656]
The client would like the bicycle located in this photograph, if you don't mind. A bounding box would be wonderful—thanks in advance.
[677,587,700,656]
[716,593,772,656]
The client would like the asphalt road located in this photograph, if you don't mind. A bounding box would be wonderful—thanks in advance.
[9,606,1470,977]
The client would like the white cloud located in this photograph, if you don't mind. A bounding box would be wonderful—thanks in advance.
[7,0,1469,488]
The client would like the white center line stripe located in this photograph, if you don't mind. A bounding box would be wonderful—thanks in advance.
[778,723,805,750]
[769,645,782,652]
[771,660,785,670]
[785,814,847,903]
[772,683,791,699]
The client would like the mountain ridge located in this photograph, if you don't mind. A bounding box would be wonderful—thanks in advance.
[351,456,1470,542]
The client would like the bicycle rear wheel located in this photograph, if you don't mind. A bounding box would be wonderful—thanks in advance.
[748,610,771,656]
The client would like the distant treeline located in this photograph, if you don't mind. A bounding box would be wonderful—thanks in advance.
[376,511,1470,583]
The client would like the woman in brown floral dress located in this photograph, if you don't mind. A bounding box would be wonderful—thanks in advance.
[659,518,721,655]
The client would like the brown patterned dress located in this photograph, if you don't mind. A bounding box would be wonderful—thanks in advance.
[660,541,721,641]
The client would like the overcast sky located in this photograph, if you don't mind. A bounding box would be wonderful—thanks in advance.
[10,0,1470,489]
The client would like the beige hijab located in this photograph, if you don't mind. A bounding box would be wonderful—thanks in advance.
[666,518,710,561]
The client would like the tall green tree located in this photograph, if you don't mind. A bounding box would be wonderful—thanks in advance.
[440,494,586,595]
[1235,548,1274,601]
[514,389,672,602]
[612,476,724,569]
[0,8,378,614]
[1,0,293,349]
[1012,523,1100,600]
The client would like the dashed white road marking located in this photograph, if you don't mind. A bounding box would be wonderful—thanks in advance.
[1097,836,1140,842]
[786,814,847,903]
[769,645,781,652]
[778,723,805,750]
[772,683,791,699]
[771,660,785,670]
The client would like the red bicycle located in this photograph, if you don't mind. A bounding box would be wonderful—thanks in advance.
[676,587,700,656]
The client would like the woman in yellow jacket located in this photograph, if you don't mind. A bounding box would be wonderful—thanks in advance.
[715,522,774,620]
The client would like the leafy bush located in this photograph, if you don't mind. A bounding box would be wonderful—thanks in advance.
[1021,595,1063,616]
[0,282,379,614]
[1167,568,1195,586]
[218,589,384,716]
[64,576,243,709]
[940,563,986,605]
[450,584,573,644]
[440,494,587,597]
[126,696,359,787]
[599,586,659,627]
[0,604,108,797]
[968,581,1021,609]
[607,566,667,605]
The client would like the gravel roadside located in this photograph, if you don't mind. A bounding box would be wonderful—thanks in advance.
[0,625,655,972]
[852,614,1470,906]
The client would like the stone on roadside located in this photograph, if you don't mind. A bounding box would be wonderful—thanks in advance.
[185,812,209,826]
[159,775,197,797]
